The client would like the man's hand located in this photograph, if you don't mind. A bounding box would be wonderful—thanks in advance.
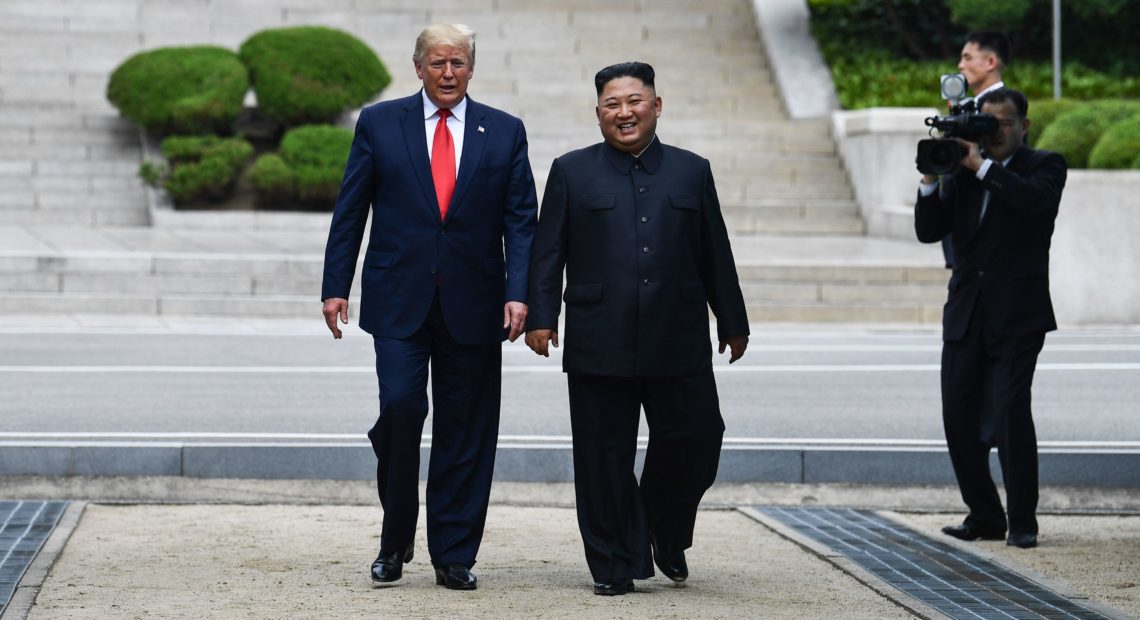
[504,301,528,342]
[955,138,985,172]
[322,298,349,339]
[718,334,748,364]
[525,329,559,357]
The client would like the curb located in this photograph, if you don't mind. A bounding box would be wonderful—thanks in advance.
[2,438,1139,486]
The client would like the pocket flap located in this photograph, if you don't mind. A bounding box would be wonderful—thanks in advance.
[583,194,616,210]
[681,282,706,303]
[563,283,604,304]
[365,251,396,268]
[670,193,699,210]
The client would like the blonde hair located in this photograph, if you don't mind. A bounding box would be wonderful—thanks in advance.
[413,24,476,67]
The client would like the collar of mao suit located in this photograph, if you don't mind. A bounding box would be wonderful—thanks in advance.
[603,134,663,175]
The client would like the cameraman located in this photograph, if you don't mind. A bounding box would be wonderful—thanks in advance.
[915,88,1067,550]
[942,31,1011,268]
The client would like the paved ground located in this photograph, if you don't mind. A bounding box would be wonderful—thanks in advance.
[3,481,1138,619]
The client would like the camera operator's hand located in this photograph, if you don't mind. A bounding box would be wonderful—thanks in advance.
[954,138,985,173]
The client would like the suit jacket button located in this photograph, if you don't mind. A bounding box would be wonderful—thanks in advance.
[638,187,647,193]
[977,270,984,277]
[641,216,648,223]
[642,246,650,253]
[642,278,650,285]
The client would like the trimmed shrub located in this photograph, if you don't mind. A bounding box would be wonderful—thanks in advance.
[1027,99,1079,147]
[249,154,295,204]
[1036,100,1140,168]
[1088,115,1140,169]
[239,26,390,127]
[141,135,253,204]
[107,46,248,134]
[250,124,352,208]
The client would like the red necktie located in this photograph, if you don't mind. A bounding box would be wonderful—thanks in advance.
[431,108,456,220]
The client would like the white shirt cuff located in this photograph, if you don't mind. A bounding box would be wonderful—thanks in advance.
[919,181,938,197]
[976,159,993,180]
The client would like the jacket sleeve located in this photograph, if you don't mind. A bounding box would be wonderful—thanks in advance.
[524,157,569,331]
[981,150,1067,217]
[698,161,750,340]
[914,175,955,244]
[321,108,375,301]
[502,119,539,303]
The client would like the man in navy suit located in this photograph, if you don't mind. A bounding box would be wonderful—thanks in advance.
[915,88,1066,550]
[525,62,749,595]
[321,23,538,590]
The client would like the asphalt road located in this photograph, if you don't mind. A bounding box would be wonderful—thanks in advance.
[1,324,1138,443]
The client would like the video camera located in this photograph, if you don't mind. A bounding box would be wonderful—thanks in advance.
[915,74,999,175]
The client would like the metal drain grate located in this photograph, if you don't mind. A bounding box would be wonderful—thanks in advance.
[759,506,1113,620]
[1,500,68,613]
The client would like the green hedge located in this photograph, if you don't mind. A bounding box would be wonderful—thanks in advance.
[141,135,253,204]
[827,54,1140,110]
[1035,101,1140,168]
[239,26,390,127]
[1027,99,1079,147]
[250,124,352,208]
[1088,115,1140,169]
[107,46,248,135]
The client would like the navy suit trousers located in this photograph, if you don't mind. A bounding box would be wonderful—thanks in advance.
[369,291,502,568]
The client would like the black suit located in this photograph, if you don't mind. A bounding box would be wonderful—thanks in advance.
[915,145,1066,536]
[527,137,748,581]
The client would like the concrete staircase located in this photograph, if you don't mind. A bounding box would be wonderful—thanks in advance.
[0,0,944,322]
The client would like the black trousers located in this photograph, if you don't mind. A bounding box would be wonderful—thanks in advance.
[567,370,725,582]
[368,292,502,569]
[941,307,1046,536]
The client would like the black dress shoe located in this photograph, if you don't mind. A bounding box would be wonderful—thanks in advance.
[370,543,414,584]
[593,579,635,596]
[1007,532,1038,548]
[434,564,477,590]
[651,538,688,583]
[941,522,1006,542]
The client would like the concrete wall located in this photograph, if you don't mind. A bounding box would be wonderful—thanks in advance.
[832,107,1140,325]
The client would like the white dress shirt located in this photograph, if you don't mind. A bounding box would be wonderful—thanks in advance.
[422,91,466,179]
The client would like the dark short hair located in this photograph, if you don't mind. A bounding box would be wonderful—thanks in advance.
[978,87,1029,119]
[594,62,655,96]
[964,31,1011,68]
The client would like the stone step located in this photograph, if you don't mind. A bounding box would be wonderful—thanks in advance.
[0,242,948,321]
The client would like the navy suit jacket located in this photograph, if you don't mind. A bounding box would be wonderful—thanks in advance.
[915,145,1066,342]
[322,93,538,345]
[526,138,749,377]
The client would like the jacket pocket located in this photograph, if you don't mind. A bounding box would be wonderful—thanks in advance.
[364,251,396,269]
[680,282,706,303]
[582,194,615,210]
[670,193,699,210]
[563,283,604,304]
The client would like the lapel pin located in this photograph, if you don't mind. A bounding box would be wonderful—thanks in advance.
[478,126,485,133]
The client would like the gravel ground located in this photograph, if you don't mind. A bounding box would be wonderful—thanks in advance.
[27,504,912,619]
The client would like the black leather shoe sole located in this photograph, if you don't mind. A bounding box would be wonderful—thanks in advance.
[593,579,635,596]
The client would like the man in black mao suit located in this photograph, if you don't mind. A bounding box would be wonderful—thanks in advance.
[525,62,749,595]
[915,88,1066,549]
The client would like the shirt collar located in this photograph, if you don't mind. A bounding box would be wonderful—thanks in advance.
[422,90,467,124]
[602,134,662,174]
[975,80,1005,100]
